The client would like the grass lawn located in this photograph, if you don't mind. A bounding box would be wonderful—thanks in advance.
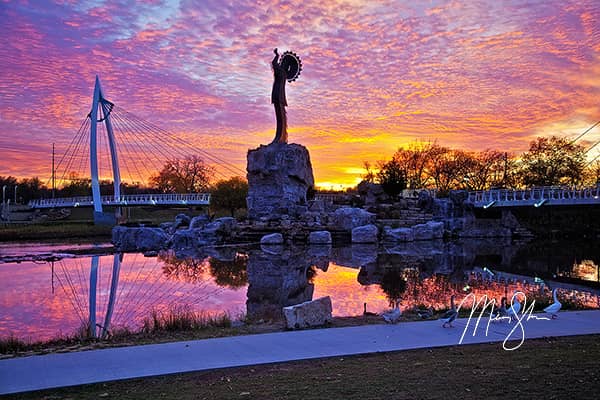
[6,334,600,400]
[0,222,112,241]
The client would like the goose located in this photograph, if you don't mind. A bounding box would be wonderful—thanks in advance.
[363,302,378,317]
[491,297,509,321]
[508,292,522,322]
[543,288,562,319]
[441,295,458,328]
[382,300,402,323]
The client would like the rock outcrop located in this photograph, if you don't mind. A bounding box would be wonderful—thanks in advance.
[383,221,444,242]
[246,143,315,221]
[331,207,376,231]
[112,226,169,252]
[351,224,379,243]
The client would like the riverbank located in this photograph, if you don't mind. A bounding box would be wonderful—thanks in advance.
[0,222,112,241]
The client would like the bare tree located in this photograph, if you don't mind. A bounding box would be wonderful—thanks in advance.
[362,161,376,183]
[393,141,440,189]
[151,155,213,193]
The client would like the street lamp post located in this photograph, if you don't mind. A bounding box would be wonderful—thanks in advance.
[14,186,17,205]
[2,185,6,205]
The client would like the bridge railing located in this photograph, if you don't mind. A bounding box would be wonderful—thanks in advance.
[467,186,600,207]
[29,193,211,209]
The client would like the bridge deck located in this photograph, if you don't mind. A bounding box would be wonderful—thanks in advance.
[29,193,210,209]
[467,186,600,208]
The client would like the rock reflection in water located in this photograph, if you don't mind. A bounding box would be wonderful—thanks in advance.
[246,245,319,321]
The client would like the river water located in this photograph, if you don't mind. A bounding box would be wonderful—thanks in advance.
[0,239,599,342]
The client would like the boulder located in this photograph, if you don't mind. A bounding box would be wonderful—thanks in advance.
[383,227,414,242]
[357,181,389,205]
[189,214,210,229]
[351,224,379,243]
[246,142,315,221]
[260,233,284,245]
[331,207,376,231]
[283,296,333,329]
[112,226,169,252]
[413,221,444,240]
[159,222,173,231]
[174,213,191,228]
[201,217,238,242]
[171,229,206,250]
[308,230,332,245]
[214,217,237,234]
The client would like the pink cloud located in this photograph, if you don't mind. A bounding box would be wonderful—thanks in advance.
[0,0,599,186]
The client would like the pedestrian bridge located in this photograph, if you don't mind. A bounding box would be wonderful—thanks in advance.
[29,193,211,209]
[467,186,600,208]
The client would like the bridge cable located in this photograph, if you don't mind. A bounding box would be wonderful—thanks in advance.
[111,108,233,183]
[110,113,156,185]
[56,117,90,187]
[49,116,90,187]
[570,120,600,144]
[114,106,246,177]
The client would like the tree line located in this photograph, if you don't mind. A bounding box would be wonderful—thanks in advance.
[1,155,248,216]
[366,136,600,197]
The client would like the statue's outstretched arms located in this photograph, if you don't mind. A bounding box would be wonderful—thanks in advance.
[272,52,279,68]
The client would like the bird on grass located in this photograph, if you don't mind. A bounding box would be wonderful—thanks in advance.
[441,295,458,328]
[543,288,562,319]
[382,300,402,323]
[363,302,378,317]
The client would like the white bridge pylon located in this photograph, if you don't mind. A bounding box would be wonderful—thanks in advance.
[89,75,120,222]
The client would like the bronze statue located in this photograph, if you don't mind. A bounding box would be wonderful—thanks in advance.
[271,48,302,144]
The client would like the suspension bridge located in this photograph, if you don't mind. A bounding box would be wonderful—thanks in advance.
[29,76,246,223]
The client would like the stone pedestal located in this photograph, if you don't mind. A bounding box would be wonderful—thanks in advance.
[246,142,314,221]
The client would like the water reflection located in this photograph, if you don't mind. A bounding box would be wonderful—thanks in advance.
[1,239,599,342]
[245,246,316,321]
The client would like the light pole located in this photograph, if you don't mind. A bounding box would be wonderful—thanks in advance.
[14,186,17,205]
[2,185,6,205]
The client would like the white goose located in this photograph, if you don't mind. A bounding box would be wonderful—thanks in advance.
[382,300,402,323]
[543,288,562,319]
[508,292,522,322]
[441,295,458,328]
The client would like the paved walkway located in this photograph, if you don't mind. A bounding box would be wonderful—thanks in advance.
[2,310,600,395]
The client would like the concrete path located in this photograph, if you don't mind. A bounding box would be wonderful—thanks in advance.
[2,310,600,395]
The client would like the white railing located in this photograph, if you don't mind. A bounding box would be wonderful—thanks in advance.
[29,193,211,209]
[467,186,600,208]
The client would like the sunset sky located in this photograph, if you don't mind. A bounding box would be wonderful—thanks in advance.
[1,0,599,188]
